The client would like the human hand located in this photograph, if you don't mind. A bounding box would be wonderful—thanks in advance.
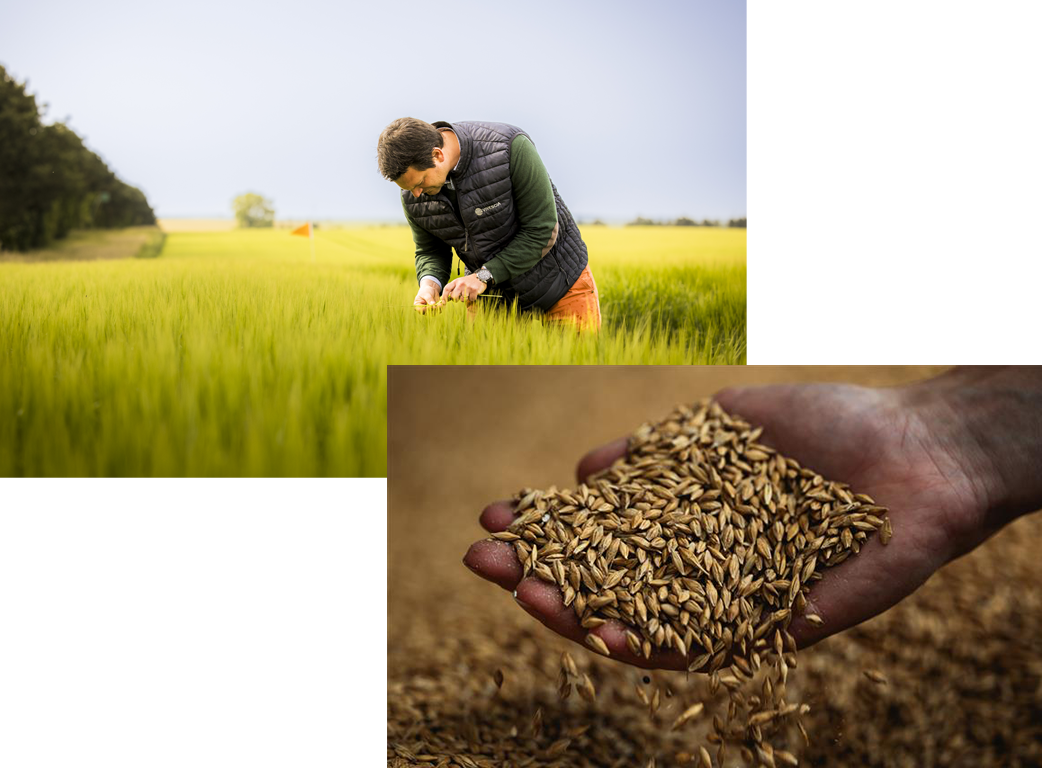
[442,274,487,303]
[709,381,994,649]
[413,280,443,313]
[464,368,1042,667]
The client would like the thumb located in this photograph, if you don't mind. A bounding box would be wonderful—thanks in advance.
[713,385,785,426]
[712,384,829,464]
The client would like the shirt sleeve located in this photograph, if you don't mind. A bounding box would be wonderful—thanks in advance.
[482,135,559,285]
[402,196,453,287]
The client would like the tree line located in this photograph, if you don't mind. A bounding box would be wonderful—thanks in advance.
[0,65,156,252]
[626,216,746,228]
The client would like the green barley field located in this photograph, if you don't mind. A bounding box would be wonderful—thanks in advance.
[0,224,745,476]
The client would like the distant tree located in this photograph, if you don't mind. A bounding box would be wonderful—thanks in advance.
[233,193,274,228]
[674,216,697,227]
[728,217,747,228]
[700,218,721,228]
[626,216,658,226]
[591,219,606,226]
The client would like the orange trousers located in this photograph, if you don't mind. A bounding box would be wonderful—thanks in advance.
[544,264,601,331]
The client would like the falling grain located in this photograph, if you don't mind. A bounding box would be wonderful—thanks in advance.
[561,651,578,678]
[578,673,597,702]
[699,744,713,768]
[863,669,888,685]
[671,701,705,730]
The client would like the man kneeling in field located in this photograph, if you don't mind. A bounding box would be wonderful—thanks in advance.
[377,118,601,329]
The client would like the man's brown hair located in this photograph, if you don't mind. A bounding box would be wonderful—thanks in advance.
[377,118,444,182]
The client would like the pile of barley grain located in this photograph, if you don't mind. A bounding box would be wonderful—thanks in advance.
[491,400,887,763]
[501,400,889,668]
[388,400,1042,767]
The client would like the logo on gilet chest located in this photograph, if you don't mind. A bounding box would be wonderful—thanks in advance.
[474,201,502,217]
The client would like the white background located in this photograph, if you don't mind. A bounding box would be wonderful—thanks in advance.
[749,1,1042,363]
[0,481,385,766]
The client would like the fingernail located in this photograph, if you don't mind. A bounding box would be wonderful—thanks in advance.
[514,591,536,614]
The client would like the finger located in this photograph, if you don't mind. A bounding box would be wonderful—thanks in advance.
[713,384,819,447]
[713,385,799,446]
[589,618,689,671]
[479,500,518,532]
[463,539,523,591]
[513,578,689,670]
[575,437,629,483]
[513,578,585,643]
[712,384,889,483]
[464,535,696,670]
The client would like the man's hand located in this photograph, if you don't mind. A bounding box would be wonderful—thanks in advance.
[463,368,1042,669]
[413,279,443,313]
[463,385,976,670]
[442,274,487,303]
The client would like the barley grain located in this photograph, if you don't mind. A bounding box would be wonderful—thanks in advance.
[863,669,888,685]
[671,702,705,730]
[585,634,611,657]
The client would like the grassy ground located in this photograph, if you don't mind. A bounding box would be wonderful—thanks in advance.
[0,225,745,476]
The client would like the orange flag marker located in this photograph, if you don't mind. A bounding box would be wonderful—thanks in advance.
[290,222,315,261]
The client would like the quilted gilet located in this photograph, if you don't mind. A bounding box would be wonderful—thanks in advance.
[401,120,588,312]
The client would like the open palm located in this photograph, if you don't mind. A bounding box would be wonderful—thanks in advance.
[464,382,994,669]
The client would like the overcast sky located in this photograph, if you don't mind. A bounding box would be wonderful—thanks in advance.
[1,0,745,221]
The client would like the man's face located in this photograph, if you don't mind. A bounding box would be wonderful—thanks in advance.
[395,148,450,198]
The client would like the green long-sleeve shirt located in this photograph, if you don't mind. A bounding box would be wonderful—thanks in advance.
[403,134,558,287]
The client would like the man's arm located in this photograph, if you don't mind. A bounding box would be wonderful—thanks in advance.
[482,135,558,285]
[402,197,452,287]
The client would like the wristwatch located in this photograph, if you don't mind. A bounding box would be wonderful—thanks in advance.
[475,266,494,285]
